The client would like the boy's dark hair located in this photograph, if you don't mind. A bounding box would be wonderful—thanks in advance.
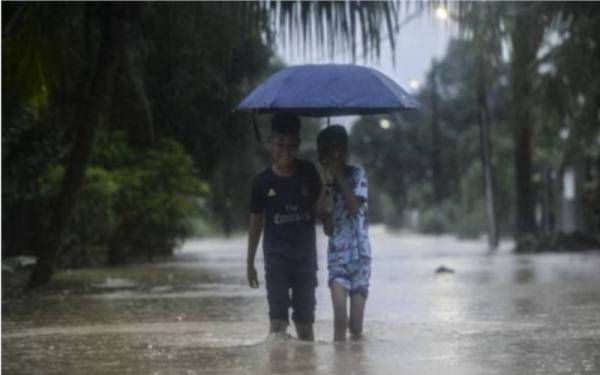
[271,113,301,138]
[317,125,348,154]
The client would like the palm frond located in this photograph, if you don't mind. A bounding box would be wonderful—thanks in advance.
[259,1,404,62]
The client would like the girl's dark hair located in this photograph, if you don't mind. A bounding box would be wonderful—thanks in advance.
[317,125,348,154]
[271,113,301,138]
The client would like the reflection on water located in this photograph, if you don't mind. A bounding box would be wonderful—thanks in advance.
[512,296,540,316]
[267,340,317,373]
[3,229,600,374]
[513,267,536,284]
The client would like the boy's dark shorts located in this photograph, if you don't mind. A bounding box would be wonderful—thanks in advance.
[265,260,317,324]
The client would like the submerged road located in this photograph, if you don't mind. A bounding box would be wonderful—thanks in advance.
[3,228,600,374]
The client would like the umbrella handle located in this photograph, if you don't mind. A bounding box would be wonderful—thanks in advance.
[252,109,262,143]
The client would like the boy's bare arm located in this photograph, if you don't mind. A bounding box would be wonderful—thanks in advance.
[246,213,263,288]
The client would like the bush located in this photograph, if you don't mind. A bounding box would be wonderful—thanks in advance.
[39,165,119,268]
[109,138,204,263]
[414,197,486,238]
[39,132,205,267]
[418,206,447,234]
[515,232,600,253]
[448,200,486,239]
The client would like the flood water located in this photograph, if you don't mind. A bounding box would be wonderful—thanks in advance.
[3,227,600,374]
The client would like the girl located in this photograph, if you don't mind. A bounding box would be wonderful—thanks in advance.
[317,125,371,342]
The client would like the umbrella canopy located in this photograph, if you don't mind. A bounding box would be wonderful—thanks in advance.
[237,64,421,117]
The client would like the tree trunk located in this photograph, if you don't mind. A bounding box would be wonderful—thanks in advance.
[510,5,542,240]
[476,50,498,251]
[430,60,443,203]
[28,5,126,287]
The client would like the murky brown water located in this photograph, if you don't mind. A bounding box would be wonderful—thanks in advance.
[3,228,600,374]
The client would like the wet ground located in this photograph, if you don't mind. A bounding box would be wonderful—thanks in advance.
[3,228,600,374]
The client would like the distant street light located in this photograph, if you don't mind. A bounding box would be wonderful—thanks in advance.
[435,6,449,21]
[379,118,391,129]
[409,78,421,90]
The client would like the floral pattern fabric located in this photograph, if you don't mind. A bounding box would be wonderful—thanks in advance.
[327,165,371,295]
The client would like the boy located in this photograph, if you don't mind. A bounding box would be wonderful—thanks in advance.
[246,113,321,341]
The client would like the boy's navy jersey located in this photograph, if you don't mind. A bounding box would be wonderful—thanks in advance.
[250,160,321,270]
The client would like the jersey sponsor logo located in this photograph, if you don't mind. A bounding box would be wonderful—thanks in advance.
[274,212,311,225]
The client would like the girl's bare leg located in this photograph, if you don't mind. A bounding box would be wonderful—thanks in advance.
[349,293,366,339]
[330,281,348,341]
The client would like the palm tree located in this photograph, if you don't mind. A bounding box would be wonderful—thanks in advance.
[461,2,505,249]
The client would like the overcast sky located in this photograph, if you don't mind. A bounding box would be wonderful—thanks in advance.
[274,9,458,127]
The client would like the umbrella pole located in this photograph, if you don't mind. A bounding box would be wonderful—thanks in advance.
[252,109,262,142]
[327,116,330,127]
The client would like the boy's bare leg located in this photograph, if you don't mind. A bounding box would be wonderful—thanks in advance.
[330,281,348,341]
[349,293,366,340]
[294,323,314,341]
[270,319,288,334]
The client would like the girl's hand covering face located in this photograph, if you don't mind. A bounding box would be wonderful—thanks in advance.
[324,168,335,186]
[319,159,335,185]
[322,156,344,180]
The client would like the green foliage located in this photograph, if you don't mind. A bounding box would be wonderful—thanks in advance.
[39,165,118,267]
[418,206,447,234]
[38,131,205,268]
[98,133,205,263]
[138,3,273,176]
[516,232,600,253]
[2,3,74,112]
[266,1,407,62]
[407,182,486,239]
[131,3,276,234]
[2,108,66,203]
